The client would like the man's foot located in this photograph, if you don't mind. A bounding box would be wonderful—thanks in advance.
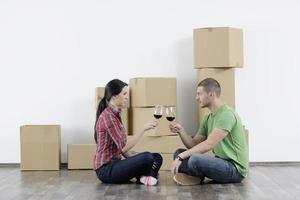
[140,176,158,186]
[173,173,202,186]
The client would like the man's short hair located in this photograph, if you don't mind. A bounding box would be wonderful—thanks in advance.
[198,78,221,97]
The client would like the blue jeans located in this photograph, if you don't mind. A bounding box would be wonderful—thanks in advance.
[174,148,244,183]
[96,152,163,184]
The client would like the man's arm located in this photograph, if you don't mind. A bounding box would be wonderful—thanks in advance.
[170,123,206,149]
[178,128,228,159]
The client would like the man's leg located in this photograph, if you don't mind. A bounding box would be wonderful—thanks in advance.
[188,153,244,183]
[173,148,195,175]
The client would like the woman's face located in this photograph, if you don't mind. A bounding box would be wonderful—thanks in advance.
[113,86,129,108]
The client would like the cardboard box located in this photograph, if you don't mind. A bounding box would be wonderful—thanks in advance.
[128,135,185,153]
[130,107,177,136]
[194,27,243,68]
[161,153,173,171]
[129,78,177,107]
[127,135,215,171]
[197,68,235,124]
[95,87,129,134]
[20,125,61,171]
[95,87,105,109]
[67,144,96,169]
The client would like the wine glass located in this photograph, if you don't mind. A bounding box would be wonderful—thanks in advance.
[153,105,164,120]
[165,106,176,122]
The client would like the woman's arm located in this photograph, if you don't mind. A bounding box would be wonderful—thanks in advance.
[122,121,157,153]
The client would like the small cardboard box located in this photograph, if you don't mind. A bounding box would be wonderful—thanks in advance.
[129,78,177,107]
[20,125,61,171]
[194,27,243,68]
[67,144,96,169]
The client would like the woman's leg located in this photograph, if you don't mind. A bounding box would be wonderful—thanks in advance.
[96,152,156,184]
[148,153,163,178]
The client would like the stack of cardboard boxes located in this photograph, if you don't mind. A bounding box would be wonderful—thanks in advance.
[128,78,185,170]
[194,27,248,151]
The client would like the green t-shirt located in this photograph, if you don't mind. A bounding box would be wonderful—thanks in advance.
[197,104,249,177]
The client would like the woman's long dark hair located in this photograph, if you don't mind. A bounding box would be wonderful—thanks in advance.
[94,79,128,143]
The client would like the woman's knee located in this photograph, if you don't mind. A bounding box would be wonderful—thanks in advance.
[152,153,163,164]
[139,152,154,165]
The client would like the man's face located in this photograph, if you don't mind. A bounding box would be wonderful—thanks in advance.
[113,86,129,108]
[196,86,211,108]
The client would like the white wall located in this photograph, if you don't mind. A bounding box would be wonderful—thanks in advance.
[1,0,299,163]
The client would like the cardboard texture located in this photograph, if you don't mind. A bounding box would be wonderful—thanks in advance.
[160,153,173,171]
[129,78,177,107]
[20,125,61,171]
[197,68,235,124]
[128,135,184,153]
[95,87,129,134]
[130,107,177,136]
[194,27,243,68]
[95,87,105,109]
[68,144,96,169]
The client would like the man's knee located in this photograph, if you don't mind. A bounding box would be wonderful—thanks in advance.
[188,153,209,171]
[173,148,186,160]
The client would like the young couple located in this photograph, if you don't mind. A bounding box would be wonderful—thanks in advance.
[94,78,248,186]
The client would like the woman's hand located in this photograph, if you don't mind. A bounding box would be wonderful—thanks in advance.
[143,120,158,132]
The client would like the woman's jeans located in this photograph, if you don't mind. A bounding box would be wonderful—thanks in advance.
[174,148,244,183]
[96,152,163,184]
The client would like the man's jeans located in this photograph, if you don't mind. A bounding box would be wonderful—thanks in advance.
[174,148,244,183]
[96,152,163,184]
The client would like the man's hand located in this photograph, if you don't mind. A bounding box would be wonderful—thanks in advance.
[169,123,183,134]
[171,158,182,176]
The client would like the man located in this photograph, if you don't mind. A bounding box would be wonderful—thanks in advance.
[170,78,248,185]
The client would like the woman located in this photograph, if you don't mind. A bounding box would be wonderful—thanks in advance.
[94,79,163,185]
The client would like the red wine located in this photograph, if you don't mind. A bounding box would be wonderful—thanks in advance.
[166,116,175,121]
[154,114,162,119]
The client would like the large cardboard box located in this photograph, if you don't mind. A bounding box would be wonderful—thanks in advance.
[129,78,177,107]
[194,27,243,68]
[95,87,129,134]
[128,135,184,153]
[20,125,61,171]
[68,144,96,169]
[197,68,235,124]
[130,107,177,136]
